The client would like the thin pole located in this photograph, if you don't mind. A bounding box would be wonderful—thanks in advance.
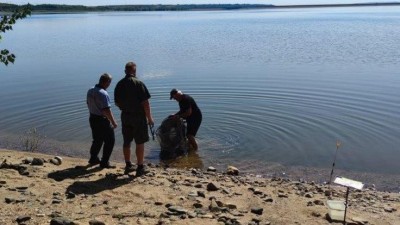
[343,187,350,225]
[329,140,341,185]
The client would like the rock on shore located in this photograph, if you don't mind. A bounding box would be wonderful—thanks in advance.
[0,149,399,225]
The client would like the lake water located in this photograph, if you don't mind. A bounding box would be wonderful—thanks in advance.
[1,6,399,189]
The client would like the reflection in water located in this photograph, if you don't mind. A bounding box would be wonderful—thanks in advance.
[161,150,204,169]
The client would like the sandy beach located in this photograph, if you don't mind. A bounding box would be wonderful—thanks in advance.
[0,149,399,225]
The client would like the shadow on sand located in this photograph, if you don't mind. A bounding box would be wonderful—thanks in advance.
[66,173,135,195]
[48,164,136,195]
[48,164,104,182]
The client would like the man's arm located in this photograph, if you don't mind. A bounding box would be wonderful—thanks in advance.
[101,108,118,129]
[175,107,192,118]
[142,100,154,126]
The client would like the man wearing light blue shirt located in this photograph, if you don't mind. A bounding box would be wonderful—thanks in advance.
[87,73,118,168]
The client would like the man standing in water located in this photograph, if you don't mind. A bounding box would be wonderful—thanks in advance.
[170,88,202,151]
[114,62,154,176]
[86,73,118,168]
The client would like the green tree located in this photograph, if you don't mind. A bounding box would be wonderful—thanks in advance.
[0,6,31,66]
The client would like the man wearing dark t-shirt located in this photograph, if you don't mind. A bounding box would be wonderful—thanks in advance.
[170,88,202,150]
[114,62,154,176]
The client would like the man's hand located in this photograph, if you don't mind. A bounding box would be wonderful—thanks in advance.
[111,122,118,129]
[147,117,154,126]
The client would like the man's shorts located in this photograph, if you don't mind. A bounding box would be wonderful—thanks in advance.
[121,112,149,146]
[186,115,202,137]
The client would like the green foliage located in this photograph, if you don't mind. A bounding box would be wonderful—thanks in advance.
[0,5,31,66]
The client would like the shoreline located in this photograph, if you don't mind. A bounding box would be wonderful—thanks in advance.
[2,134,400,193]
[0,148,399,225]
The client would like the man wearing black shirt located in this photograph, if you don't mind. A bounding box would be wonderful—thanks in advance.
[170,88,202,150]
[115,62,154,176]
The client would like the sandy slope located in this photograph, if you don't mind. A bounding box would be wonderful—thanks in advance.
[0,149,399,225]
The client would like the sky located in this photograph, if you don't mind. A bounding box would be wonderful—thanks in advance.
[4,0,397,6]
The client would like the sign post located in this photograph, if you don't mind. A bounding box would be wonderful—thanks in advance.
[333,177,364,225]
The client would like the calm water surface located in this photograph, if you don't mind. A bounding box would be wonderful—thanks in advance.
[1,6,399,187]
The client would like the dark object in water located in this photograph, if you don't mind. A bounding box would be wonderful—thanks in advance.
[156,116,188,159]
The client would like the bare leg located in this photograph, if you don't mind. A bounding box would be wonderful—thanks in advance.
[136,143,145,165]
[187,135,198,151]
[123,145,131,162]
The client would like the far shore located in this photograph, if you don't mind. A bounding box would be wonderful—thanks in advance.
[1,2,400,14]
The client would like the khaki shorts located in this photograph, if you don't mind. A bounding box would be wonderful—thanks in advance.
[121,112,149,145]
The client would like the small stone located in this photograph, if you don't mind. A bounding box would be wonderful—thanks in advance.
[19,170,29,176]
[16,215,31,223]
[199,214,213,219]
[52,199,62,204]
[15,199,26,203]
[50,217,75,225]
[253,188,263,195]
[264,197,274,203]
[54,156,63,164]
[384,206,396,213]
[207,182,219,191]
[313,199,324,205]
[305,193,314,198]
[251,207,263,215]
[66,191,76,199]
[89,219,105,225]
[197,191,206,198]
[50,159,61,166]
[226,166,239,176]
[188,190,198,197]
[226,203,237,209]
[207,166,217,172]
[16,186,28,191]
[5,197,16,203]
[168,206,188,214]
[221,187,231,195]
[278,193,288,198]
[311,212,321,217]
[209,199,220,212]
[187,212,197,218]
[31,158,44,166]
[193,203,203,208]
[23,157,33,164]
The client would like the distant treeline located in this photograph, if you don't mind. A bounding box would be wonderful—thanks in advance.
[0,3,273,12]
[1,2,400,12]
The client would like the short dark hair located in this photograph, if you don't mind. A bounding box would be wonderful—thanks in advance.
[99,73,112,84]
[125,62,136,71]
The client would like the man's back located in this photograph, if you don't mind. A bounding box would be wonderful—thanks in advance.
[179,94,202,120]
[87,85,110,116]
[114,75,151,116]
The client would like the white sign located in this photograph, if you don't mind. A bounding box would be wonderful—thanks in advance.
[334,177,364,190]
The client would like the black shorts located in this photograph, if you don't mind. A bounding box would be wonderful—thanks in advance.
[186,115,202,137]
[121,112,149,146]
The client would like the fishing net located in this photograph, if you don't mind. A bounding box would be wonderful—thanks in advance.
[156,116,187,154]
